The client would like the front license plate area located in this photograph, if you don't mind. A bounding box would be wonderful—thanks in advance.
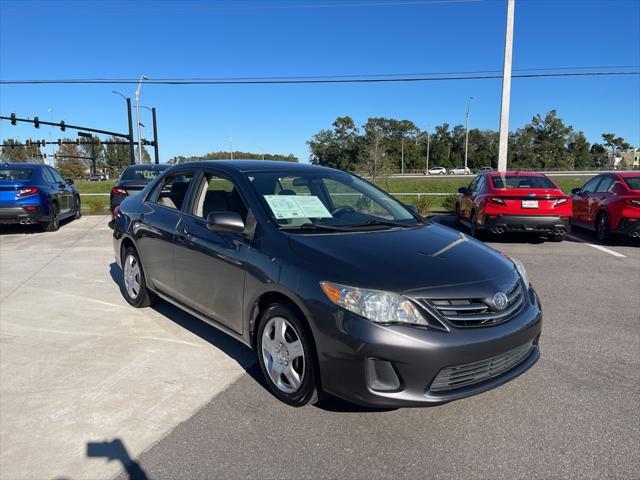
[522,200,538,208]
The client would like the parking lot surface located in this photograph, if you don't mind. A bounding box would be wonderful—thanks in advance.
[1,216,638,479]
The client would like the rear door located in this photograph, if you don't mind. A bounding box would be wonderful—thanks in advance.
[573,176,602,225]
[136,170,196,297]
[48,167,73,213]
[591,175,614,221]
[460,176,480,220]
[173,169,251,334]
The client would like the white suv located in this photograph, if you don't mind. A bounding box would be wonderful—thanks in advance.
[449,166,471,175]
[427,166,447,175]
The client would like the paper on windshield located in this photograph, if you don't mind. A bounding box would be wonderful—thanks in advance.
[263,195,332,219]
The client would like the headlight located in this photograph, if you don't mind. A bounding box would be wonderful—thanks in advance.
[320,282,428,326]
[511,257,529,287]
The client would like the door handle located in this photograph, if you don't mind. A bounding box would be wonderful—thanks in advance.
[178,227,192,241]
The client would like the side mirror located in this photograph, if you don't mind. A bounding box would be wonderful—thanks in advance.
[571,187,581,195]
[66,178,74,185]
[458,187,467,195]
[405,204,418,214]
[206,211,245,233]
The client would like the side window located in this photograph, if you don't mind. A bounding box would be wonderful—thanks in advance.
[595,176,613,193]
[149,171,195,210]
[582,176,602,193]
[42,168,56,184]
[49,168,65,183]
[468,176,480,193]
[192,173,248,221]
[475,176,486,192]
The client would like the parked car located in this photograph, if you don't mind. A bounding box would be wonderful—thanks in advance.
[456,171,572,241]
[427,166,447,175]
[113,161,542,407]
[88,174,107,181]
[110,164,170,214]
[449,166,472,175]
[0,162,81,231]
[477,166,494,173]
[571,172,640,241]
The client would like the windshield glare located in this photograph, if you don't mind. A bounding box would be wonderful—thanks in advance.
[0,168,33,181]
[247,171,418,230]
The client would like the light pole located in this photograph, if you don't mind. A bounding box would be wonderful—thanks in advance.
[425,130,430,174]
[464,96,473,172]
[497,0,515,172]
[401,137,405,174]
[112,91,136,166]
[135,75,149,163]
[140,105,159,164]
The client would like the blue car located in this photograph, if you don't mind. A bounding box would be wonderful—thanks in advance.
[0,162,81,231]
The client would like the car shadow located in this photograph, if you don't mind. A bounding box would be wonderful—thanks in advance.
[0,215,75,235]
[109,262,400,413]
[568,226,639,247]
[86,438,148,480]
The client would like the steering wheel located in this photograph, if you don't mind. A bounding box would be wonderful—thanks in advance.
[331,206,356,217]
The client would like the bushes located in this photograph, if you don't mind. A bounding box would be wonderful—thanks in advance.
[441,194,458,213]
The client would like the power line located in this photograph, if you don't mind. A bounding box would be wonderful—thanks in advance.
[1,71,638,86]
[0,0,481,16]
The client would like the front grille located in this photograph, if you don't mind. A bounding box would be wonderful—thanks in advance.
[430,341,534,392]
[420,280,525,328]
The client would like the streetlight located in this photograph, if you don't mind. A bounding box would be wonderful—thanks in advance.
[135,75,149,163]
[464,96,473,172]
[497,0,515,172]
[139,105,159,164]
[112,91,136,166]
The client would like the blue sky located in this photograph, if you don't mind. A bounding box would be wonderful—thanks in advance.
[1,0,639,163]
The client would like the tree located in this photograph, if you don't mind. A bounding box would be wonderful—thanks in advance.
[308,116,360,170]
[590,143,608,167]
[1,138,44,163]
[568,132,592,170]
[56,140,86,178]
[104,137,132,177]
[80,140,105,173]
[602,133,631,167]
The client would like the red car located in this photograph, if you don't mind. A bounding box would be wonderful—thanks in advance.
[571,172,640,241]
[456,171,572,241]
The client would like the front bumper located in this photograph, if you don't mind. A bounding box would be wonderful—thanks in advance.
[0,206,44,225]
[312,286,542,407]
[482,214,571,234]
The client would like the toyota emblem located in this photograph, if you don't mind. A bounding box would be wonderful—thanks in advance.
[492,292,509,311]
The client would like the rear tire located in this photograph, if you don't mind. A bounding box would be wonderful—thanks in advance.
[41,203,60,232]
[257,303,322,407]
[548,233,565,242]
[596,212,610,242]
[121,247,156,308]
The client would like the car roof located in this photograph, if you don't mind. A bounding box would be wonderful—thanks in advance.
[614,171,640,178]
[1,162,44,168]
[487,171,546,177]
[168,160,334,174]
[124,164,170,170]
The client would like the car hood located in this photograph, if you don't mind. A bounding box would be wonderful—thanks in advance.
[287,222,516,293]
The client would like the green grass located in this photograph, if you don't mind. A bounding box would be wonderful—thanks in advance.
[75,180,115,194]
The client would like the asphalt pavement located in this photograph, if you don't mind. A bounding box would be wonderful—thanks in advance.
[1,216,638,480]
[121,217,640,480]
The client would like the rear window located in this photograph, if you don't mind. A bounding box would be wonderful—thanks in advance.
[0,168,33,181]
[623,177,640,191]
[491,175,555,189]
[120,166,168,181]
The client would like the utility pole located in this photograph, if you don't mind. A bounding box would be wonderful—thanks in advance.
[464,96,473,172]
[425,130,430,174]
[135,75,148,164]
[151,107,159,164]
[497,0,515,172]
[401,137,405,174]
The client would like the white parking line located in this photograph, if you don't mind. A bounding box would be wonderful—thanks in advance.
[566,234,626,258]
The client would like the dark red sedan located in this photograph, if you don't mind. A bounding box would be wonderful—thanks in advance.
[571,172,640,241]
[456,171,572,241]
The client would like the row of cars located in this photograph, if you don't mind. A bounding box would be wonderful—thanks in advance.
[455,171,640,242]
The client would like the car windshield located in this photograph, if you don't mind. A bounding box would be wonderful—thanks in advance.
[0,168,33,181]
[623,177,640,190]
[120,166,168,181]
[491,175,555,189]
[246,170,420,231]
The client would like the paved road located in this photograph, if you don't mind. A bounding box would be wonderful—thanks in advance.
[1,216,637,479]
[122,218,639,480]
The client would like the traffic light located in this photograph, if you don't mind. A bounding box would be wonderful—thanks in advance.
[60,121,65,131]
[10,113,16,125]
[95,138,101,147]
[26,139,32,147]
[57,139,62,146]
[34,117,40,128]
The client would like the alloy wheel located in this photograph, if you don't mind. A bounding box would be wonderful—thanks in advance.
[123,254,141,300]
[597,214,609,242]
[261,316,305,394]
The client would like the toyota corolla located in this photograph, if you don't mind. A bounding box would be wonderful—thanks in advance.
[112,161,542,407]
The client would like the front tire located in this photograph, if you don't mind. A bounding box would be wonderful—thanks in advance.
[74,196,82,220]
[257,303,321,407]
[121,247,156,308]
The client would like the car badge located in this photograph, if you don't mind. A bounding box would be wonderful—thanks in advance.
[492,292,509,311]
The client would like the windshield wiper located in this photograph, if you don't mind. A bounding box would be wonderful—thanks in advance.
[347,219,416,229]
[282,222,349,232]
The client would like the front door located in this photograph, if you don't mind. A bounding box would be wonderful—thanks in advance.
[573,176,602,225]
[174,170,251,334]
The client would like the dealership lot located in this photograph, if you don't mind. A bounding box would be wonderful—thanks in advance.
[1,217,638,479]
